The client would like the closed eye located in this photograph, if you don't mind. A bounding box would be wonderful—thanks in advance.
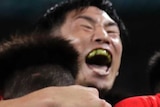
[107,31,116,33]
[107,31,120,38]
[81,25,93,29]
[81,25,94,32]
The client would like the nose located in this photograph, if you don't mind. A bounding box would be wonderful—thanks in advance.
[92,26,111,44]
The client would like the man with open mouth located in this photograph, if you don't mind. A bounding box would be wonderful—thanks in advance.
[36,0,125,92]
[50,1,124,93]
[0,0,127,107]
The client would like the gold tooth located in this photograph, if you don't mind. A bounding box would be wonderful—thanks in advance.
[107,54,111,63]
[96,49,112,63]
[105,51,111,63]
[96,49,107,56]
[88,50,96,58]
[88,49,112,63]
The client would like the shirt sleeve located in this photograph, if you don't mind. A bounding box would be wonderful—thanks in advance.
[114,94,160,107]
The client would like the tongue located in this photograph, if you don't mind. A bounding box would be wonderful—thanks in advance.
[88,64,109,75]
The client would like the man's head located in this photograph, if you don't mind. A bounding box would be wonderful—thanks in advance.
[35,0,127,91]
[147,51,160,94]
[0,35,78,99]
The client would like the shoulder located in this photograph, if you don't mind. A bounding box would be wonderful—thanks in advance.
[114,94,159,107]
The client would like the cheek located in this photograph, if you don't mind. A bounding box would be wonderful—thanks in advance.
[112,38,123,54]
[70,39,85,55]
[69,29,92,53]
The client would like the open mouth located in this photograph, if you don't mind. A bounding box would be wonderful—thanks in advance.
[86,48,112,70]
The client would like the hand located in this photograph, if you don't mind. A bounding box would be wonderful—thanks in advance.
[0,85,111,107]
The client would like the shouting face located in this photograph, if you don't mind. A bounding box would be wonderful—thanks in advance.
[54,6,122,91]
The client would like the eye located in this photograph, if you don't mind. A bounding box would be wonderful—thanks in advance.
[106,26,120,38]
[107,31,115,33]
[81,24,93,30]
[107,31,120,38]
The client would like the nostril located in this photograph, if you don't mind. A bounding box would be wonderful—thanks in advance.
[95,39,110,44]
[95,39,102,42]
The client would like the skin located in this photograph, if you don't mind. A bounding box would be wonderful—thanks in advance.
[0,86,111,107]
[0,6,122,107]
[59,6,122,91]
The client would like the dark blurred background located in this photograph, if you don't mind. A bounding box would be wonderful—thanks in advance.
[0,0,160,96]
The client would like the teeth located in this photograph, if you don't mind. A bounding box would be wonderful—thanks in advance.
[88,50,96,59]
[107,52,111,63]
[87,49,112,63]
[96,49,107,56]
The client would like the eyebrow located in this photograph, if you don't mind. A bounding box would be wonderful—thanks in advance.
[76,15,118,27]
[76,15,96,24]
[105,22,118,27]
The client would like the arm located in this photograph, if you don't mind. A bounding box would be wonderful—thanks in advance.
[0,85,112,107]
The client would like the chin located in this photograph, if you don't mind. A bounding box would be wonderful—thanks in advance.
[97,84,111,91]
[87,81,111,91]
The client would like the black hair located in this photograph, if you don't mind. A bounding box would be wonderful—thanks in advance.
[0,34,79,99]
[35,0,128,45]
[3,64,76,99]
[147,51,160,93]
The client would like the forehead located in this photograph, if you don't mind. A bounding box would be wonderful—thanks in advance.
[66,6,116,24]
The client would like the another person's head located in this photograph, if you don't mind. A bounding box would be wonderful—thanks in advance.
[147,51,160,94]
[35,0,127,91]
[0,35,78,99]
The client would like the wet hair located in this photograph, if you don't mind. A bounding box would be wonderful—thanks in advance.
[0,34,78,99]
[35,0,127,45]
[147,51,160,93]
